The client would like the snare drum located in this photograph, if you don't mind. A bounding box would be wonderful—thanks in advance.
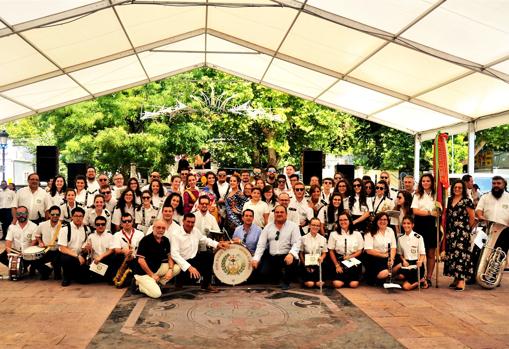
[8,253,23,281]
[213,244,253,285]
[23,246,45,261]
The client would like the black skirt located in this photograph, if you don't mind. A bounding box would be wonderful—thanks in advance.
[399,260,425,284]
[330,252,362,283]
[414,215,437,251]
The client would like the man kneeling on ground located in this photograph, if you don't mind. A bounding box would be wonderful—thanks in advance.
[132,220,181,298]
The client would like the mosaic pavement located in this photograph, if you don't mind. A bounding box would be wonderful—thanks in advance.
[88,287,404,349]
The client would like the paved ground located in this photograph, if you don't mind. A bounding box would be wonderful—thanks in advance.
[1,241,508,348]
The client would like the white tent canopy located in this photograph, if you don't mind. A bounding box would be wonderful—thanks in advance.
[1,0,508,143]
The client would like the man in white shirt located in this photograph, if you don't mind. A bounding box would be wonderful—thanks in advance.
[86,166,100,193]
[58,207,90,286]
[33,205,63,279]
[268,192,299,225]
[216,169,230,221]
[141,171,168,195]
[0,180,15,239]
[252,205,301,289]
[100,187,117,213]
[476,176,509,255]
[111,173,126,200]
[288,182,313,235]
[84,215,115,282]
[147,205,181,241]
[193,195,220,252]
[171,213,228,292]
[12,173,52,224]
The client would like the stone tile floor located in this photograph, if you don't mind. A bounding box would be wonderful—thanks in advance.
[1,240,508,349]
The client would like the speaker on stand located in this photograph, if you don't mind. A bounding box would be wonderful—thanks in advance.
[67,163,87,188]
[301,150,323,185]
[36,146,59,182]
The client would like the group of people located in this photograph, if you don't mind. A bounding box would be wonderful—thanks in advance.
[0,164,507,298]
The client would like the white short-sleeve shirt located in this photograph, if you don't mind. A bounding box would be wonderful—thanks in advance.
[363,227,397,253]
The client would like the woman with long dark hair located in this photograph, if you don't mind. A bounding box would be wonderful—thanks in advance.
[163,192,184,224]
[262,185,277,212]
[148,178,165,209]
[364,212,398,285]
[225,174,248,233]
[411,173,439,287]
[112,189,137,231]
[318,192,344,238]
[328,212,364,288]
[49,175,67,206]
[346,178,370,233]
[444,180,475,291]
[127,177,142,205]
[395,190,413,235]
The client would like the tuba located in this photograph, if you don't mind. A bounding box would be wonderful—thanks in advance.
[475,221,508,289]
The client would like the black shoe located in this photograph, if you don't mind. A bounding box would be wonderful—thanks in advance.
[54,272,62,281]
[426,279,432,288]
[130,278,139,295]
[61,279,71,287]
[40,274,50,281]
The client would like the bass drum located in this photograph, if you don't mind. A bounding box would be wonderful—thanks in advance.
[213,244,253,286]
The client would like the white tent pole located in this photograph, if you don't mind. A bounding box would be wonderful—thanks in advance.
[468,122,476,174]
[414,133,421,182]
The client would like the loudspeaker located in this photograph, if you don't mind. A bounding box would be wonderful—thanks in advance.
[67,163,87,188]
[36,146,59,182]
[335,164,355,184]
[301,150,323,185]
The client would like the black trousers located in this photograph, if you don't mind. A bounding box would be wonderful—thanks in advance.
[0,208,12,239]
[32,249,61,276]
[258,251,298,285]
[177,251,214,288]
[89,254,117,283]
[60,253,90,283]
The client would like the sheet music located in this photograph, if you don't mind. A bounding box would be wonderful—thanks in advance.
[341,257,361,268]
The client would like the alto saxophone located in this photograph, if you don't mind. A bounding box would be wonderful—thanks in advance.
[475,221,508,289]
[113,240,132,288]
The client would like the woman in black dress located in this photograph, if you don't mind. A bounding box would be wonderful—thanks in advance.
[444,180,475,291]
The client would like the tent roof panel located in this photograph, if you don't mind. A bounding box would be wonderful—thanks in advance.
[304,0,437,34]
[70,55,147,95]
[402,0,509,65]
[0,96,31,121]
[262,58,337,99]
[317,80,400,115]
[22,8,131,68]
[279,12,385,74]
[2,75,88,110]
[116,4,205,47]
[208,5,298,51]
[0,34,57,86]
[0,0,98,25]
[349,42,469,96]
[492,60,509,75]
[419,73,509,118]
[373,102,459,132]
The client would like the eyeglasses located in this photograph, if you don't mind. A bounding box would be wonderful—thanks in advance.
[294,188,305,192]
[15,212,27,216]
[95,223,106,227]
[50,213,60,217]
[376,186,385,190]
[353,184,361,188]
[142,196,151,199]
[275,231,280,241]
[122,219,132,223]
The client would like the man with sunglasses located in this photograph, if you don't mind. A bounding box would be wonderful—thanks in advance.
[288,182,313,235]
[193,195,220,251]
[33,205,63,280]
[84,215,115,282]
[274,174,290,198]
[111,213,144,283]
[252,205,301,289]
[321,177,334,204]
[265,166,278,186]
[58,207,91,286]
[100,188,117,213]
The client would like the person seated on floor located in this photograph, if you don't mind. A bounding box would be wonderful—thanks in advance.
[33,205,63,280]
[328,212,364,289]
[132,220,181,298]
[58,207,92,286]
[395,215,426,290]
[0,206,45,279]
[171,213,229,292]
[251,205,301,290]
[83,215,116,283]
[364,212,399,285]
[111,212,144,287]
[299,218,327,288]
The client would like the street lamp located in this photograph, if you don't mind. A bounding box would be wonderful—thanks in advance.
[0,130,9,181]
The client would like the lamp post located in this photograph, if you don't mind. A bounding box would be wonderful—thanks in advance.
[0,130,9,181]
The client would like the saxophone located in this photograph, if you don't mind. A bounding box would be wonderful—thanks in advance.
[475,221,508,289]
[113,237,132,288]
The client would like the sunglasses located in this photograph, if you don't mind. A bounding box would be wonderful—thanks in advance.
[101,191,111,194]
[294,188,305,192]
[122,220,132,223]
[99,178,108,181]
[275,231,280,241]
[365,186,373,189]
[142,196,151,199]
[376,186,385,190]
[278,180,286,183]
[218,174,226,177]
[95,223,106,227]
[16,212,27,216]
[381,176,388,179]
[353,184,361,188]
[50,213,60,217]
[324,181,332,185]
